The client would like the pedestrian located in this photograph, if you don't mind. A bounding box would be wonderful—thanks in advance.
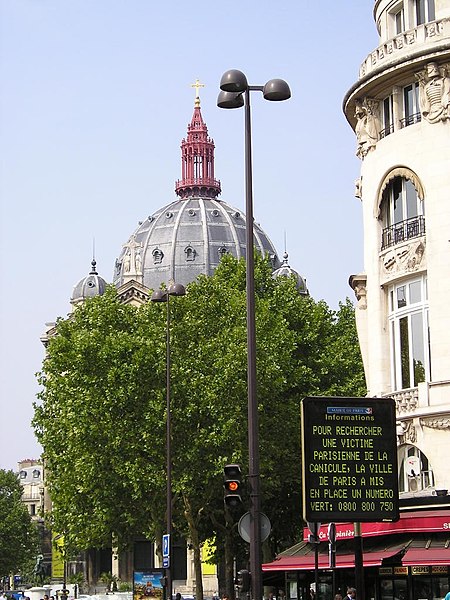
[335,594,343,600]
[345,588,356,600]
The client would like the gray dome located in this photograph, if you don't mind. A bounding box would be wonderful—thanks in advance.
[272,252,308,295]
[113,197,281,291]
[71,260,107,305]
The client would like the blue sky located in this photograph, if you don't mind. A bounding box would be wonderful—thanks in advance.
[0,0,377,471]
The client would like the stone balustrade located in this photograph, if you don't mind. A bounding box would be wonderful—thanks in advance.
[359,18,450,80]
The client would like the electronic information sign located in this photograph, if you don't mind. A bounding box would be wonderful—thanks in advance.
[301,397,399,523]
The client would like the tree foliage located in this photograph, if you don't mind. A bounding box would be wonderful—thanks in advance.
[0,469,39,577]
[33,254,365,584]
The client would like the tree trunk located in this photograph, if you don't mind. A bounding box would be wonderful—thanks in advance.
[183,496,204,600]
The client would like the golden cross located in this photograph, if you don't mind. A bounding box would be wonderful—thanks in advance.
[191,78,205,105]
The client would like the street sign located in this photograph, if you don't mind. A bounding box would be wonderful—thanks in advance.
[162,557,170,568]
[162,534,170,558]
[301,396,399,523]
[238,511,271,543]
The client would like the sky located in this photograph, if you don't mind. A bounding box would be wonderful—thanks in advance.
[0,0,378,471]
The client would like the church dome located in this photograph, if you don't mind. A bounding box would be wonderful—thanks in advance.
[113,196,280,291]
[113,90,281,292]
[71,259,107,306]
[272,252,308,295]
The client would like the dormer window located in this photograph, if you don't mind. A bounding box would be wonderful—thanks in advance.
[152,248,164,264]
[19,470,27,479]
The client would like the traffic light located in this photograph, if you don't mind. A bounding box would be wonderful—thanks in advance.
[223,463,242,508]
[235,569,251,593]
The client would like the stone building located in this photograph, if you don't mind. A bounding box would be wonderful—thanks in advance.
[263,1,450,598]
[345,0,450,502]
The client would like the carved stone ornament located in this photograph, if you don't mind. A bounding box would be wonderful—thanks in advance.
[355,177,362,199]
[381,240,426,278]
[420,416,450,430]
[397,420,417,444]
[349,273,367,309]
[355,98,380,159]
[416,61,450,124]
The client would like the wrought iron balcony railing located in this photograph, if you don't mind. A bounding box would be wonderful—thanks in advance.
[381,215,426,250]
[400,112,422,128]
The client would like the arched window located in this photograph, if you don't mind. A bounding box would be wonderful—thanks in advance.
[389,276,430,390]
[380,175,425,249]
[398,444,434,493]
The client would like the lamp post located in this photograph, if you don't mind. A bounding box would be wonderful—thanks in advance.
[151,282,186,600]
[217,70,291,600]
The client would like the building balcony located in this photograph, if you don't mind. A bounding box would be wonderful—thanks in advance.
[358,18,450,81]
[381,215,426,250]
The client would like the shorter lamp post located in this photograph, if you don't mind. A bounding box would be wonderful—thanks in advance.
[217,70,291,600]
[151,282,186,600]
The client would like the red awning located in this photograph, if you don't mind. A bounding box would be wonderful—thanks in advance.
[402,547,450,566]
[262,549,401,572]
[302,509,450,542]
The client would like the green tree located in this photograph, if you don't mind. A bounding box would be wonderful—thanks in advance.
[33,287,168,556]
[33,255,365,595]
[0,469,39,578]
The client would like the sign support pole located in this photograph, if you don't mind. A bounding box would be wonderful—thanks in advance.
[354,522,365,600]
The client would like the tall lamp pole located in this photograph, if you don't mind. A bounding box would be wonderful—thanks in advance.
[151,282,186,600]
[218,70,291,600]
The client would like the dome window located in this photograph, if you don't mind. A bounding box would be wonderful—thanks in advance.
[212,209,220,217]
[185,246,197,262]
[87,280,95,288]
[218,246,228,257]
[233,212,241,219]
[166,212,173,219]
[153,248,164,264]
[148,216,154,222]
[188,209,196,217]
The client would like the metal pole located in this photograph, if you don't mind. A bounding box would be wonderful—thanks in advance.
[314,540,319,600]
[244,87,262,600]
[354,522,364,600]
[166,294,173,600]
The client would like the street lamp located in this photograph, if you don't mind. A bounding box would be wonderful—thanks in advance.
[151,281,186,600]
[217,70,291,600]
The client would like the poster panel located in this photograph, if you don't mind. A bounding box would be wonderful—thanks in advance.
[133,570,165,600]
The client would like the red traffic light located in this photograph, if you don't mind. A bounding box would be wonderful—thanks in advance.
[226,481,239,492]
[224,464,242,508]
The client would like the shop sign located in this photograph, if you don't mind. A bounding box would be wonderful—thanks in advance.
[301,397,399,522]
[379,567,393,575]
[412,566,430,575]
[432,566,448,574]
[303,510,450,541]
[394,567,408,575]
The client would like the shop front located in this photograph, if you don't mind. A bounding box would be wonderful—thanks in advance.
[262,509,450,600]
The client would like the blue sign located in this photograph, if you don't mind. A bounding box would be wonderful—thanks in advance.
[162,534,170,558]
[162,557,170,568]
